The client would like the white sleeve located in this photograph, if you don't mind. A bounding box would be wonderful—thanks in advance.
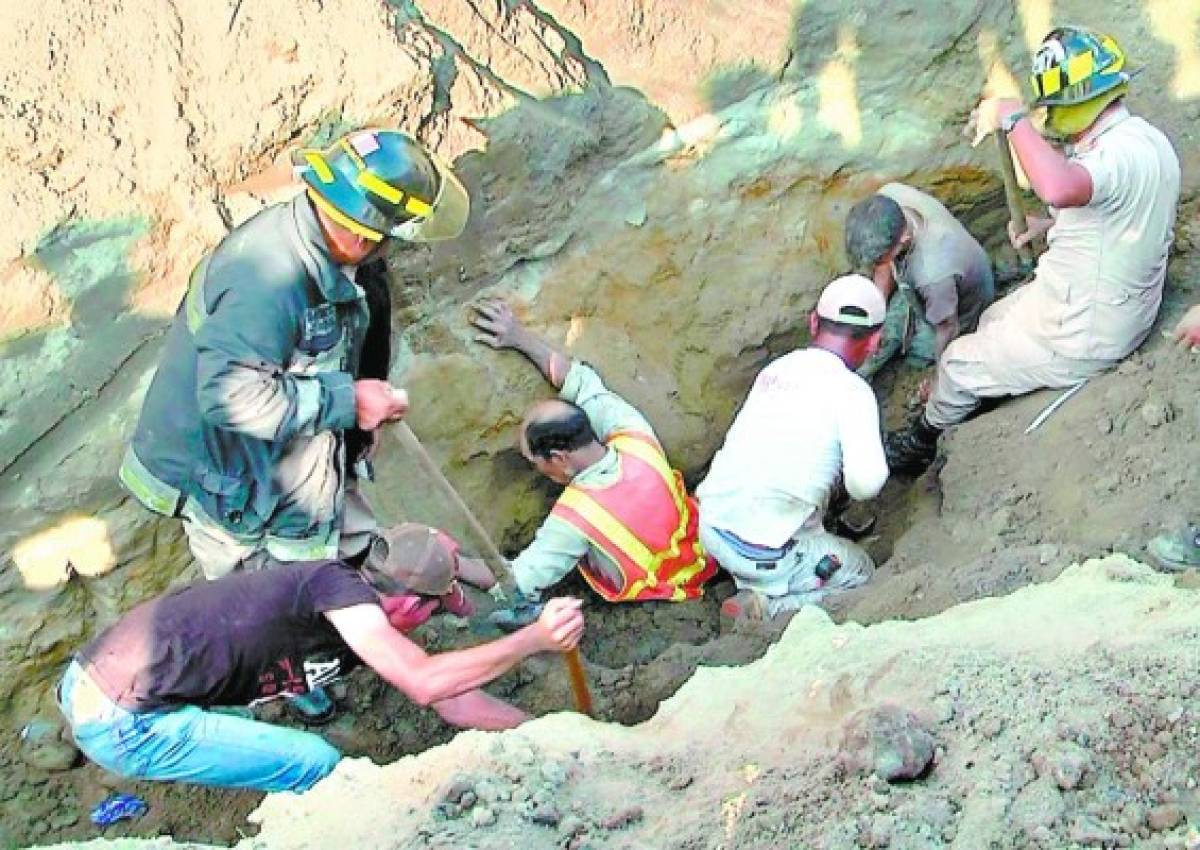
[839,379,889,500]
[1074,144,1119,209]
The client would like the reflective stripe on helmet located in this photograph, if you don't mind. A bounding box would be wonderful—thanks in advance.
[302,150,335,184]
[1066,50,1095,85]
[357,170,404,205]
[404,195,433,218]
[306,188,385,242]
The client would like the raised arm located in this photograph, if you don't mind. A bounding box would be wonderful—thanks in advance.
[471,299,655,441]
[472,299,572,389]
[968,97,1093,209]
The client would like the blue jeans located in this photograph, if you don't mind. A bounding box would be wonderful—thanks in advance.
[57,660,340,793]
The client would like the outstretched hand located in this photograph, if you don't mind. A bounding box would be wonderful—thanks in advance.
[471,299,524,350]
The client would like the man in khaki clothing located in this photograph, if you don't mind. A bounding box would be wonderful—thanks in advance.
[845,183,994,379]
[886,26,1180,473]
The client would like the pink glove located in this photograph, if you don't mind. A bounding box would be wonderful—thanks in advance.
[380,594,440,632]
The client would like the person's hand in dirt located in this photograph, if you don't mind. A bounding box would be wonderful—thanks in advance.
[1173,305,1200,348]
[471,298,572,389]
[534,597,585,652]
[1008,216,1053,252]
[471,299,526,350]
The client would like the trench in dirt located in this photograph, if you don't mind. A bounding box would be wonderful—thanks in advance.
[1,462,935,849]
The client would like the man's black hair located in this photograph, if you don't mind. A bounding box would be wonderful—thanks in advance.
[523,402,599,458]
[845,194,906,272]
[816,311,880,341]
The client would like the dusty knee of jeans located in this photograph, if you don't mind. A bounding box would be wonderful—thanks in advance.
[295,739,341,790]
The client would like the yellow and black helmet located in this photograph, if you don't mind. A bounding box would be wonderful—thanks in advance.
[293,129,470,243]
[1030,26,1130,107]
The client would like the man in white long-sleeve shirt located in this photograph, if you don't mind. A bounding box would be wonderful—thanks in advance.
[697,275,889,619]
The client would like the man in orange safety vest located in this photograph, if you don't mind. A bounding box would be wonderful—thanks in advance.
[471,300,716,623]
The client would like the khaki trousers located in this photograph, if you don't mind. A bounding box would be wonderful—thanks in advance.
[925,287,1113,429]
[699,522,875,617]
[182,485,378,580]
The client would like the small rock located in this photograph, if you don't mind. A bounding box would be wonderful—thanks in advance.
[458,790,477,810]
[600,805,644,830]
[1148,804,1183,832]
[540,761,568,787]
[559,815,586,837]
[1035,740,1092,791]
[1097,415,1114,435]
[977,715,1006,740]
[48,808,80,830]
[1069,815,1121,846]
[667,773,693,791]
[529,804,561,827]
[1009,777,1066,834]
[19,719,79,773]
[866,814,894,848]
[1141,399,1174,429]
[440,775,474,805]
[839,704,936,782]
[471,807,497,828]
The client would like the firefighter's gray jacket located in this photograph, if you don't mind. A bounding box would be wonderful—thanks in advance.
[120,195,370,560]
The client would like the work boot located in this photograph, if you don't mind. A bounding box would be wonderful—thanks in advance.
[1147,524,1200,573]
[884,413,942,475]
[285,686,337,726]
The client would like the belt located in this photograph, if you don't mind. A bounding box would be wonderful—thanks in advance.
[713,527,798,564]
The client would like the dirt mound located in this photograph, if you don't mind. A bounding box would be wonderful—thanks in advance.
[30,556,1200,850]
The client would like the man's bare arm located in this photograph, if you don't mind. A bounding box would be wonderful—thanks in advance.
[326,597,583,708]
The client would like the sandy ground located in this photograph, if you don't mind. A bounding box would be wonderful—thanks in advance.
[29,555,1200,850]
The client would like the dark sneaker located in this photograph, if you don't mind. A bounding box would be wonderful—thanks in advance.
[1148,525,1200,573]
[285,687,337,726]
[884,414,941,475]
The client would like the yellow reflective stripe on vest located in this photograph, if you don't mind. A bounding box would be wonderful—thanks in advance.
[608,434,673,482]
[558,487,657,574]
[608,434,689,523]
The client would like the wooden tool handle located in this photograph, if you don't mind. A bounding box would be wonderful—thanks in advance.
[389,420,515,592]
[564,648,594,716]
[993,129,1033,267]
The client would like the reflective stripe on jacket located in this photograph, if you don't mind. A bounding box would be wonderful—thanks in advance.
[549,431,716,602]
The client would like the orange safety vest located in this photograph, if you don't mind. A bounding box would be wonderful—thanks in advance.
[549,430,716,602]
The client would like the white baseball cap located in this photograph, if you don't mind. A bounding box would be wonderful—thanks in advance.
[815,274,887,327]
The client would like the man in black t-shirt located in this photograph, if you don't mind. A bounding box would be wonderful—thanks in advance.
[57,524,584,794]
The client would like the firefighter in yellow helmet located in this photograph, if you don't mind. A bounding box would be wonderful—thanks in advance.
[123,127,471,575]
[885,26,1181,474]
